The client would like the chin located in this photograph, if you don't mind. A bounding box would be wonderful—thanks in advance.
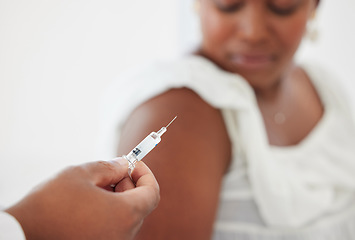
[234,68,282,90]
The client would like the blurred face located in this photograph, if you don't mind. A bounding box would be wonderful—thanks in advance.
[198,0,318,90]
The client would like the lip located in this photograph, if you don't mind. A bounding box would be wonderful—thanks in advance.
[230,54,275,70]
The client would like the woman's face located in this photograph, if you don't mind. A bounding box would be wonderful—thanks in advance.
[198,0,318,89]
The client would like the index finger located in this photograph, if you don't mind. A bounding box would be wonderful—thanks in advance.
[82,158,129,187]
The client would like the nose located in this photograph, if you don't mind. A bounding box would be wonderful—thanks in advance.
[237,7,268,44]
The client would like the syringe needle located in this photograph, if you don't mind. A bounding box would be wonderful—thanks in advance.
[166,116,177,128]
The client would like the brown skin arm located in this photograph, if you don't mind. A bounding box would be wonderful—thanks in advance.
[118,88,231,240]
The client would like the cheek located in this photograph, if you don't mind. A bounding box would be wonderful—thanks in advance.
[273,16,308,57]
[200,10,234,51]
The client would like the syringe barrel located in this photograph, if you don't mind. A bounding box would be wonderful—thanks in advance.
[124,132,161,171]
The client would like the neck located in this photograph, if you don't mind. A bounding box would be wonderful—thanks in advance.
[255,63,295,103]
[254,77,284,102]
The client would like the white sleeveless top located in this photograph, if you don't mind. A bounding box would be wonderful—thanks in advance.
[98,55,355,239]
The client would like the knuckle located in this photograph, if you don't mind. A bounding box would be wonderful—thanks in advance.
[54,165,85,184]
[97,160,116,171]
[155,191,161,207]
[117,199,142,226]
[152,186,161,208]
[130,206,145,225]
[147,184,160,207]
[61,165,80,175]
[63,164,90,179]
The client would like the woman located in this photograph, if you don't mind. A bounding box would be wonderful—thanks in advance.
[100,0,355,239]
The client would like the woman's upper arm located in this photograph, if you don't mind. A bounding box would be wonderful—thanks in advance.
[117,88,231,240]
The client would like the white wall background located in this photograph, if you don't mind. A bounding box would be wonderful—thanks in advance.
[0,0,180,206]
[0,0,354,207]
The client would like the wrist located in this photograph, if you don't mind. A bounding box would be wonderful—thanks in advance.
[5,204,37,240]
[0,210,26,240]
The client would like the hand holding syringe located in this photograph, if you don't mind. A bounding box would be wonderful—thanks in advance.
[123,116,177,175]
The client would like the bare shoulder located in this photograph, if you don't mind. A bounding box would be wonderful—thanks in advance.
[118,87,231,239]
[118,87,231,168]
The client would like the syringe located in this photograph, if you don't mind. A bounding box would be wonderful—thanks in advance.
[123,116,177,174]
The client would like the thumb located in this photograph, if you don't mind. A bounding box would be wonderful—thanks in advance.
[119,162,160,216]
[83,158,129,187]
